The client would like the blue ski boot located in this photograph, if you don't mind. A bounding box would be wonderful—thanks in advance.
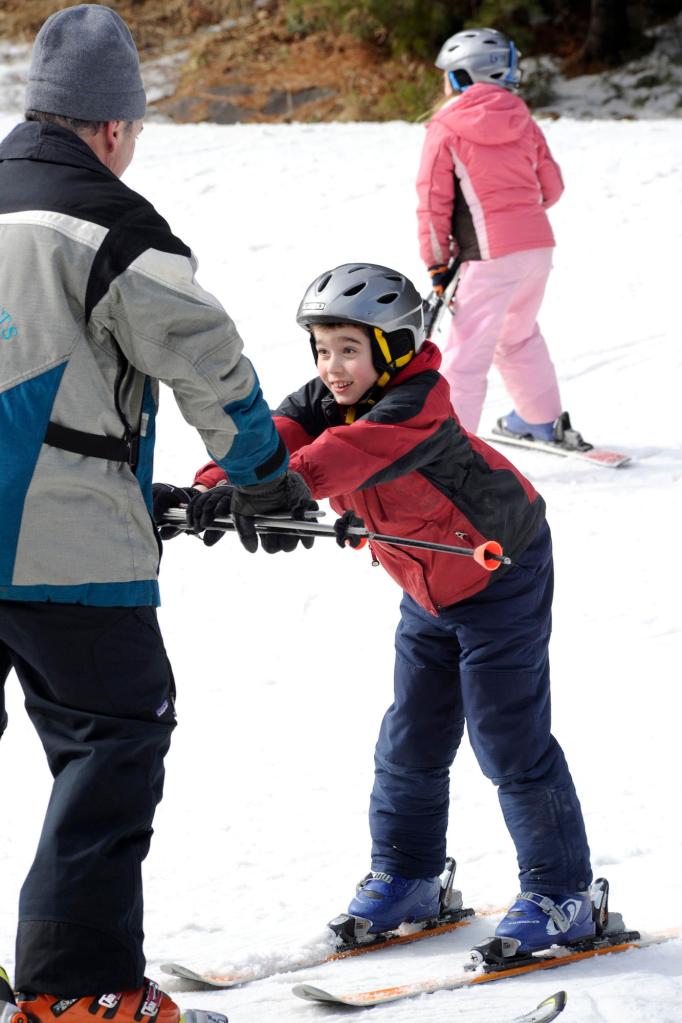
[497,410,556,443]
[495,891,595,952]
[347,871,442,933]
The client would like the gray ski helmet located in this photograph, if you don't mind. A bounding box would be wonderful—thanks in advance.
[435,28,521,92]
[296,263,425,385]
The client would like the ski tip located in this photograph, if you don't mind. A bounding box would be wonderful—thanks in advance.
[292,983,338,1004]
[180,1012,228,1023]
[537,990,567,1018]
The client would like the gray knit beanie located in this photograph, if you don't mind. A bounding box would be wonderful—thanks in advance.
[26,4,146,121]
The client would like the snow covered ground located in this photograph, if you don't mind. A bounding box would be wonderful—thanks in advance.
[1,89,681,1023]
[524,11,682,119]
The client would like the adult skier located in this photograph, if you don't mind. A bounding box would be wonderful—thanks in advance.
[0,5,314,1021]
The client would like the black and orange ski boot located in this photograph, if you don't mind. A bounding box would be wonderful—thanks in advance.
[16,978,180,1023]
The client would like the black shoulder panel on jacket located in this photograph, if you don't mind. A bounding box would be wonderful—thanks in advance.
[0,122,191,323]
[273,377,331,438]
[361,418,471,492]
[444,448,546,560]
[84,201,190,321]
[366,370,441,425]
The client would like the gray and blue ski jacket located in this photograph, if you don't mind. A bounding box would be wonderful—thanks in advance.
[0,121,287,606]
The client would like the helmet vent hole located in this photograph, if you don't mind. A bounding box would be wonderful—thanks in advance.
[316,274,332,293]
[384,275,402,283]
[376,293,399,304]
[343,283,367,297]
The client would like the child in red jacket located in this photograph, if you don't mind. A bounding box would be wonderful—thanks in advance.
[418,28,583,445]
[161,262,594,954]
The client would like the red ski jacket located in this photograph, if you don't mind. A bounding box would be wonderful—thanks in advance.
[194,342,546,614]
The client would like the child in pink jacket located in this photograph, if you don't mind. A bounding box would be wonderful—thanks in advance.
[417,28,574,441]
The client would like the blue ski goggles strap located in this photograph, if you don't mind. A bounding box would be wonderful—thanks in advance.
[504,42,522,88]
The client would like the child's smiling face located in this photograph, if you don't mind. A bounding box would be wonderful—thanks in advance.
[312,323,379,405]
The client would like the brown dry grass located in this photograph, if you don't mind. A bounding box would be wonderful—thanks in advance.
[0,0,442,123]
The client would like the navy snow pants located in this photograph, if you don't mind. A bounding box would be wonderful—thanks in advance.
[370,522,592,894]
[0,601,176,997]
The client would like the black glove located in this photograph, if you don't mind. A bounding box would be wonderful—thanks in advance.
[333,509,367,549]
[428,262,457,296]
[152,482,199,540]
[231,472,317,554]
[186,484,234,547]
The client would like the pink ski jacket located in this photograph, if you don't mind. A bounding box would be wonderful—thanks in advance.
[416,83,564,265]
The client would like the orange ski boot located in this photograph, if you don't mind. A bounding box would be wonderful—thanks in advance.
[16,978,180,1023]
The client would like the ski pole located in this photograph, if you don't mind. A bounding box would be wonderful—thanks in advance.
[422,259,461,337]
[422,291,444,339]
[161,509,511,571]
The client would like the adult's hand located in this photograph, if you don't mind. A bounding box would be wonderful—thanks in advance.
[231,472,317,554]
[152,482,199,540]
[185,484,234,547]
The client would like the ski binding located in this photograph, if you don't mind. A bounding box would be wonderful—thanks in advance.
[485,411,631,468]
[328,854,473,951]
[468,877,637,971]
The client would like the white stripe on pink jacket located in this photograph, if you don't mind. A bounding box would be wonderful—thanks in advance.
[416,83,564,265]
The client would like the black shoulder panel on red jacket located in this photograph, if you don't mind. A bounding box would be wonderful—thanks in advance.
[365,370,441,425]
[274,377,333,437]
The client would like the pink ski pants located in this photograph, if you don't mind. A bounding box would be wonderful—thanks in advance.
[439,247,562,434]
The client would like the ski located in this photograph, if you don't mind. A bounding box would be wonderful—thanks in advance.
[162,856,476,990]
[294,984,567,1021]
[290,929,669,1008]
[179,1013,228,1023]
[483,430,631,468]
[481,412,630,468]
[161,906,474,989]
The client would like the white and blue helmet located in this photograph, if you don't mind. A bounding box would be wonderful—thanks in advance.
[435,28,521,93]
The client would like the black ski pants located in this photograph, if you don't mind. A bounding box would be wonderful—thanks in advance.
[0,601,176,997]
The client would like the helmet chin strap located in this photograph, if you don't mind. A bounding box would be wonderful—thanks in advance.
[448,70,469,92]
[340,328,416,423]
[371,327,414,384]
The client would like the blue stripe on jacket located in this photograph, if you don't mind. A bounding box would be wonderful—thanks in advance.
[0,580,160,606]
[0,364,67,586]
[212,371,287,486]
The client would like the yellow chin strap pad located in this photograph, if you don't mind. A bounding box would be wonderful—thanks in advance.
[373,327,413,388]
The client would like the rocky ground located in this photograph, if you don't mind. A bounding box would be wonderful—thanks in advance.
[1,1,680,122]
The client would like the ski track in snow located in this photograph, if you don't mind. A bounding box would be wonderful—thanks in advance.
[0,111,680,1022]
